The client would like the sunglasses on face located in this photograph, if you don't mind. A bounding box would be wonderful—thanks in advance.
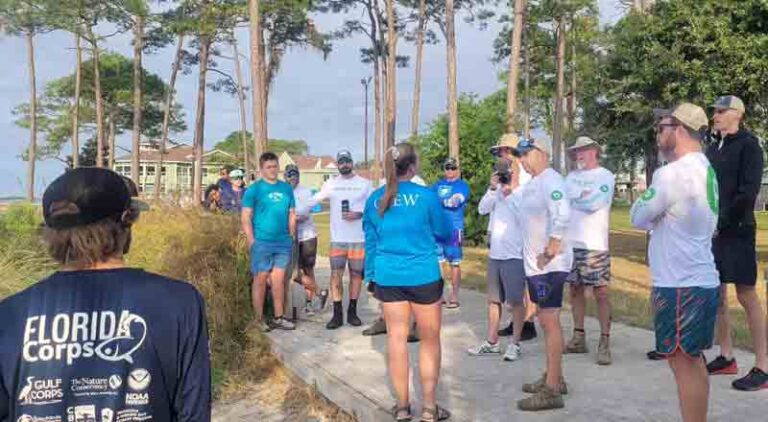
[337,158,353,165]
[444,166,458,171]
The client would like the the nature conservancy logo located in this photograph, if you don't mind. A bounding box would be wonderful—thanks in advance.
[23,311,147,366]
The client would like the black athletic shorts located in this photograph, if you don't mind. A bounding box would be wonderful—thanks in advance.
[712,230,757,286]
[374,280,444,305]
[298,237,318,270]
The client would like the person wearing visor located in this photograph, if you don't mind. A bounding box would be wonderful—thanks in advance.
[491,134,537,342]
[432,157,470,309]
[631,103,720,422]
[0,168,212,422]
[301,149,373,329]
[509,136,572,411]
[563,137,616,365]
[285,164,329,316]
[221,169,246,213]
[704,95,767,391]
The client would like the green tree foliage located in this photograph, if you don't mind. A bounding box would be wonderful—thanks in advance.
[214,131,309,158]
[418,91,507,244]
[579,0,768,179]
[13,53,186,163]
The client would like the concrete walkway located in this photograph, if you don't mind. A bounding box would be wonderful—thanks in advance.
[265,264,767,421]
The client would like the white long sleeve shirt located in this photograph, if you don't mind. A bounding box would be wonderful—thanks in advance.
[565,167,615,251]
[479,187,524,260]
[510,168,573,276]
[293,185,318,242]
[630,152,719,288]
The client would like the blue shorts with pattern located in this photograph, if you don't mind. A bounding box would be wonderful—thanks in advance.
[653,286,719,357]
[251,239,292,274]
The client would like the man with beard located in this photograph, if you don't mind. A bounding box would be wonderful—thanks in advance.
[302,150,373,329]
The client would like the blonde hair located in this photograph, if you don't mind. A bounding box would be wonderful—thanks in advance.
[379,143,417,216]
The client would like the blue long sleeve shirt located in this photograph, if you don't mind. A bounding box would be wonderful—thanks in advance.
[363,181,452,286]
[432,178,470,230]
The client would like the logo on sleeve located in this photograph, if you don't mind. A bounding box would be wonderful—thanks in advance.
[707,166,719,214]
[641,188,656,201]
[550,190,563,201]
[600,184,609,193]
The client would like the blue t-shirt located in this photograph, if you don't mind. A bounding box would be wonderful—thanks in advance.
[0,268,211,422]
[363,181,452,286]
[242,179,295,243]
[432,178,470,230]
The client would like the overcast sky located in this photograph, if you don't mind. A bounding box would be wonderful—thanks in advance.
[0,0,624,198]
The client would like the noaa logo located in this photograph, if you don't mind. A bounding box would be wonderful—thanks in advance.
[128,369,151,391]
[437,186,452,198]
[108,375,122,390]
[268,192,285,202]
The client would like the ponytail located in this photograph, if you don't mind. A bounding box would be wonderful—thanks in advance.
[378,143,417,216]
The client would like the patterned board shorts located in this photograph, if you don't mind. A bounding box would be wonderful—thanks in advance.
[653,286,719,357]
[330,242,365,276]
[568,248,611,286]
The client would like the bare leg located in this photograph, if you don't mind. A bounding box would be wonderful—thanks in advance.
[252,273,268,320]
[594,286,612,335]
[301,267,317,301]
[511,304,526,344]
[487,302,501,344]
[716,284,733,359]
[668,353,709,422]
[271,267,287,318]
[524,289,537,321]
[450,265,461,303]
[570,284,587,330]
[412,301,442,411]
[735,285,768,371]
[350,273,363,300]
[539,308,564,388]
[382,301,412,409]
[330,270,344,302]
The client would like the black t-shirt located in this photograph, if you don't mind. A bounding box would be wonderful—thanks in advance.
[0,268,211,422]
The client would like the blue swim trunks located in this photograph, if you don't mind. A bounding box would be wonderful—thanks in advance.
[251,239,292,274]
[652,286,719,357]
[438,229,463,266]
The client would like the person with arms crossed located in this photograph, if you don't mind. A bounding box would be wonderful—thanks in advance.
[511,137,572,411]
[364,143,453,422]
[631,103,720,422]
[285,164,329,316]
[431,158,470,309]
[242,152,297,331]
[563,137,616,365]
[469,158,528,362]
[0,168,211,422]
[704,95,767,390]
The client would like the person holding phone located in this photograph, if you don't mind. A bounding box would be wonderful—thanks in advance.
[300,150,373,329]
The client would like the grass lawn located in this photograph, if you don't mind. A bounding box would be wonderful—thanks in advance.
[312,208,768,350]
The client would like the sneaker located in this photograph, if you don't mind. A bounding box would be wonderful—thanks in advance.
[564,331,588,354]
[522,372,568,395]
[304,302,316,317]
[521,321,537,341]
[498,321,514,337]
[272,317,296,331]
[647,350,666,361]
[467,341,501,356]
[517,384,565,411]
[707,355,738,375]
[597,335,612,366]
[732,367,768,391]
[503,343,521,362]
[362,318,387,336]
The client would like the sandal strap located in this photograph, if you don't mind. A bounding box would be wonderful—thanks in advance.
[420,405,450,421]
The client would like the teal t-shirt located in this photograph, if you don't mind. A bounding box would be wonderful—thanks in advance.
[243,179,295,242]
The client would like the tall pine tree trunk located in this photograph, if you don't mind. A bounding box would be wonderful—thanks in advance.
[523,26,531,138]
[71,33,82,168]
[89,29,106,168]
[409,0,426,140]
[249,0,267,166]
[365,1,382,184]
[552,16,566,173]
[385,0,397,150]
[506,0,525,134]
[567,21,576,135]
[232,37,250,176]
[25,31,36,202]
[108,112,116,170]
[131,15,144,184]
[155,34,185,199]
[445,0,459,160]
[193,36,210,204]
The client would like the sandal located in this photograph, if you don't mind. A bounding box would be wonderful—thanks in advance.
[445,301,460,309]
[391,403,412,421]
[420,405,451,421]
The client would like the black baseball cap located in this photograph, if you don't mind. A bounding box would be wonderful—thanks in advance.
[43,167,149,229]
[443,157,459,169]
[284,164,300,179]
